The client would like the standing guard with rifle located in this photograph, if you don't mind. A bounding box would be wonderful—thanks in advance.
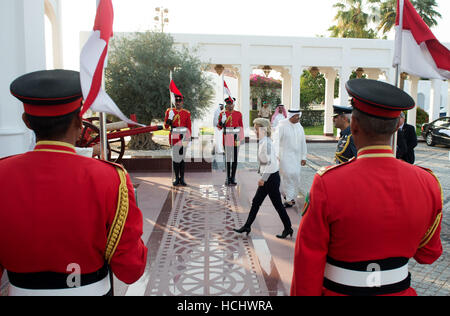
[164,94,192,186]
[0,70,147,296]
[217,97,244,186]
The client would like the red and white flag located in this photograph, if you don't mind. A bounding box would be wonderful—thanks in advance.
[80,0,140,125]
[394,0,450,80]
[169,79,183,107]
[224,80,233,99]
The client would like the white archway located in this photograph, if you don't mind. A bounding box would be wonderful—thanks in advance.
[44,0,63,69]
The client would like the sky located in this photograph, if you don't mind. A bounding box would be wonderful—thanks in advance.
[56,0,450,70]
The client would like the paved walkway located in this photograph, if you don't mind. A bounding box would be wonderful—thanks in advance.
[116,169,300,296]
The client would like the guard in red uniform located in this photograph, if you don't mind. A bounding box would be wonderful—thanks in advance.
[291,79,443,296]
[164,94,192,186]
[0,70,147,296]
[217,97,244,186]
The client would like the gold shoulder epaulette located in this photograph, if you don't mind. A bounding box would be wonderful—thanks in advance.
[317,157,355,177]
[417,166,443,204]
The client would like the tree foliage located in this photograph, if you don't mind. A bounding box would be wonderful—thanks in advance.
[329,0,442,38]
[328,0,378,38]
[105,31,215,126]
[250,74,282,109]
[300,71,339,109]
[368,0,442,35]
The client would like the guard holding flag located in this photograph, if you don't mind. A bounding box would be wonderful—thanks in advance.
[164,94,192,186]
[217,97,244,186]
[291,79,443,296]
[0,70,147,296]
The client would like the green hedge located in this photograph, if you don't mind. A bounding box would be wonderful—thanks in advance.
[249,110,259,126]
[300,110,325,127]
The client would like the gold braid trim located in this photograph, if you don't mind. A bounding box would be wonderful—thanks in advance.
[173,115,181,126]
[417,166,444,249]
[419,212,442,249]
[226,113,232,126]
[104,167,130,263]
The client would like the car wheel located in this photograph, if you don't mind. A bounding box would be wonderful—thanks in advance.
[426,132,435,146]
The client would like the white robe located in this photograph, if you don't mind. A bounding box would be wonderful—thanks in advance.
[271,113,285,128]
[213,107,224,153]
[273,119,307,201]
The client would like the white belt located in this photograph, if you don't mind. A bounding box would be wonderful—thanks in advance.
[8,273,111,296]
[172,127,187,134]
[324,263,409,287]
[225,128,240,133]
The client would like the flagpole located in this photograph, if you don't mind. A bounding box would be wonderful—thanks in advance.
[170,70,174,108]
[169,69,175,186]
[392,0,405,157]
[95,0,108,161]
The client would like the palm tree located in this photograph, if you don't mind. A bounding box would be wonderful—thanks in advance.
[329,0,377,38]
[412,0,442,27]
[368,0,442,35]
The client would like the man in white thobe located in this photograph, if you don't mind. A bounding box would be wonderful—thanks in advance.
[273,109,307,208]
[213,103,224,154]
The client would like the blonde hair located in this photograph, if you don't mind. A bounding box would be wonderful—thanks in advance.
[253,118,272,137]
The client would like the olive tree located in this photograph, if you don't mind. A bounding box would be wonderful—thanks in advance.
[105,31,215,149]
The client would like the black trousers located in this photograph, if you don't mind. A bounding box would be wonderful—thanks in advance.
[172,145,186,180]
[244,172,292,230]
[225,145,239,180]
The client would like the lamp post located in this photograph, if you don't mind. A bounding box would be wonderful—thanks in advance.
[262,65,272,77]
[309,66,319,78]
[356,67,364,79]
[154,7,169,32]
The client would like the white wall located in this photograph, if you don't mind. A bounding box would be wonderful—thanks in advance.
[0,0,46,158]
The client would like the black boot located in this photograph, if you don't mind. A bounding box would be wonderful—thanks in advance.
[276,227,294,239]
[172,162,180,186]
[230,162,238,185]
[179,160,187,186]
[225,162,232,186]
[233,226,251,236]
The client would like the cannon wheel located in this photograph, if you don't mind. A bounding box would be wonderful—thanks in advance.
[76,117,126,163]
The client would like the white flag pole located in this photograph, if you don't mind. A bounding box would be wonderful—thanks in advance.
[392,0,405,156]
[394,0,405,88]
[95,0,108,161]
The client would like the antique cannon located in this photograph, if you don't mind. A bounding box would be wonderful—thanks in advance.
[76,116,163,163]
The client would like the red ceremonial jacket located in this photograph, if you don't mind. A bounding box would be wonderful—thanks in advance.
[290,146,443,296]
[217,110,244,146]
[164,108,192,146]
[0,141,147,285]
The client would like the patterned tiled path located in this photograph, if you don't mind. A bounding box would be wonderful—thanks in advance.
[143,185,279,296]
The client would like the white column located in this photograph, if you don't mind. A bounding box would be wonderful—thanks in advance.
[429,79,441,122]
[323,68,337,136]
[407,76,419,129]
[44,0,63,69]
[338,67,352,106]
[0,0,46,158]
[240,63,251,138]
[447,81,450,116]
[291,65,301,110]
[281,68,292,109]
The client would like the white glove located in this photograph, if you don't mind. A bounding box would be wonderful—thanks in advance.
[168,110,175,120]
[221,113,226,124]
